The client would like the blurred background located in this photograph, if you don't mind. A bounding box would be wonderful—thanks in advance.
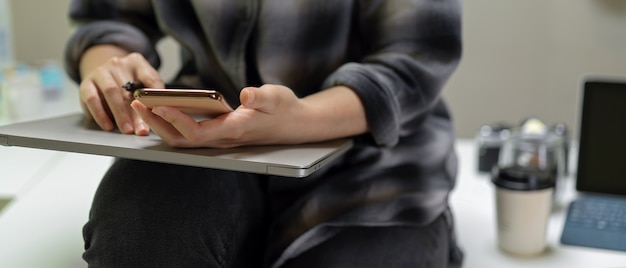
[3,0,626,138]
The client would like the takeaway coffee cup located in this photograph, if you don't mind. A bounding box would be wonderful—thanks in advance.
[492,163,556,256]
[492,123,558,256]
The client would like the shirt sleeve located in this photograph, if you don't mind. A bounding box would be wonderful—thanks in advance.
[322,0,462,147]
[64,0,164,83]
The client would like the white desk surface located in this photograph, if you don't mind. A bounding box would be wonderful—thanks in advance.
[451,140,626,268]
[1,129,626,266]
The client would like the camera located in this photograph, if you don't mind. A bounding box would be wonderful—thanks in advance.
[476,123,512,173]
[476,118,569,174]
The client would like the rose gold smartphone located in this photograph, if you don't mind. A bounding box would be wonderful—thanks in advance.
[133,88,234,117]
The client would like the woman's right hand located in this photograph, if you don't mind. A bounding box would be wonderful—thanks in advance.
[78,45,164,135]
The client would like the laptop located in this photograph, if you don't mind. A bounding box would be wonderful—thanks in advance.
[560,79,626,251]
[0,113,353,178]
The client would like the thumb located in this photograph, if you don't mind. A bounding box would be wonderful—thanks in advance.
[240,86,277,112]
[240,87,256,108]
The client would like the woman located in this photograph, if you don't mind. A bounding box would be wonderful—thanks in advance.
[65,0,463,267]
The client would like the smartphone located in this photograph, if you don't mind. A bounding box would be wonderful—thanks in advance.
[133,88,234,117]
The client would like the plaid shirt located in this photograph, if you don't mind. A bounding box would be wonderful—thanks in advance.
[65,0,463,265]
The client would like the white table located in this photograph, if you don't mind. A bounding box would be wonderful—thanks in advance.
[0,85,109,268]
[1,136,625,267]
[0,149,111,268]
[451,140,626,267]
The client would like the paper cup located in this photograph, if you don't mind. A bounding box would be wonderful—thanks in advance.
[492,166,555,256]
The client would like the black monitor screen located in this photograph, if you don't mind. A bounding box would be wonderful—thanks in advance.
[577,81,626,195]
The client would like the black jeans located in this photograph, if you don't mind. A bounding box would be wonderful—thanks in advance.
[83,159,451,267]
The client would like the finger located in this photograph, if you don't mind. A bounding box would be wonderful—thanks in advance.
[131,101,189,146]
[110,54,161,134]
[240,86,273,111]
[79,80,114,131]
[109,66,136,101]
[109,61,149,136]
[131,109,150,136]
[92,69,135,134]
[240,87,258,108]
[127,53,165,88]
[79,101,92,121]
[150,106,205,143]
[240,85,280,113]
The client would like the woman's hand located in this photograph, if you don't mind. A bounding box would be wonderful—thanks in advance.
[78,45,164,135]
[131,84,304,148]
[132,84,368,148]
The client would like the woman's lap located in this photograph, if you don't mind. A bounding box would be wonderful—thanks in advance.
[83,158,268,268]
[83,158,452,268]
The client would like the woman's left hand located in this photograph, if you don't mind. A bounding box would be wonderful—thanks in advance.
[131,84,306,148]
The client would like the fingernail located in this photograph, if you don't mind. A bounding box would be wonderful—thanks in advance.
[242,88,255,106]
[136,123,149,135]
[152,107,164,117]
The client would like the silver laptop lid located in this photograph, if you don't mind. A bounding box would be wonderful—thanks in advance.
[0,113,353,178]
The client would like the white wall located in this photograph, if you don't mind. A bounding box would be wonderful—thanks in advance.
[8,0,179,81]
[445,0,626,137]
[10,0,73,65]
[9,0,626,137]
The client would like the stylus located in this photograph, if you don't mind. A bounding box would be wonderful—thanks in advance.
[122,81,144,92]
